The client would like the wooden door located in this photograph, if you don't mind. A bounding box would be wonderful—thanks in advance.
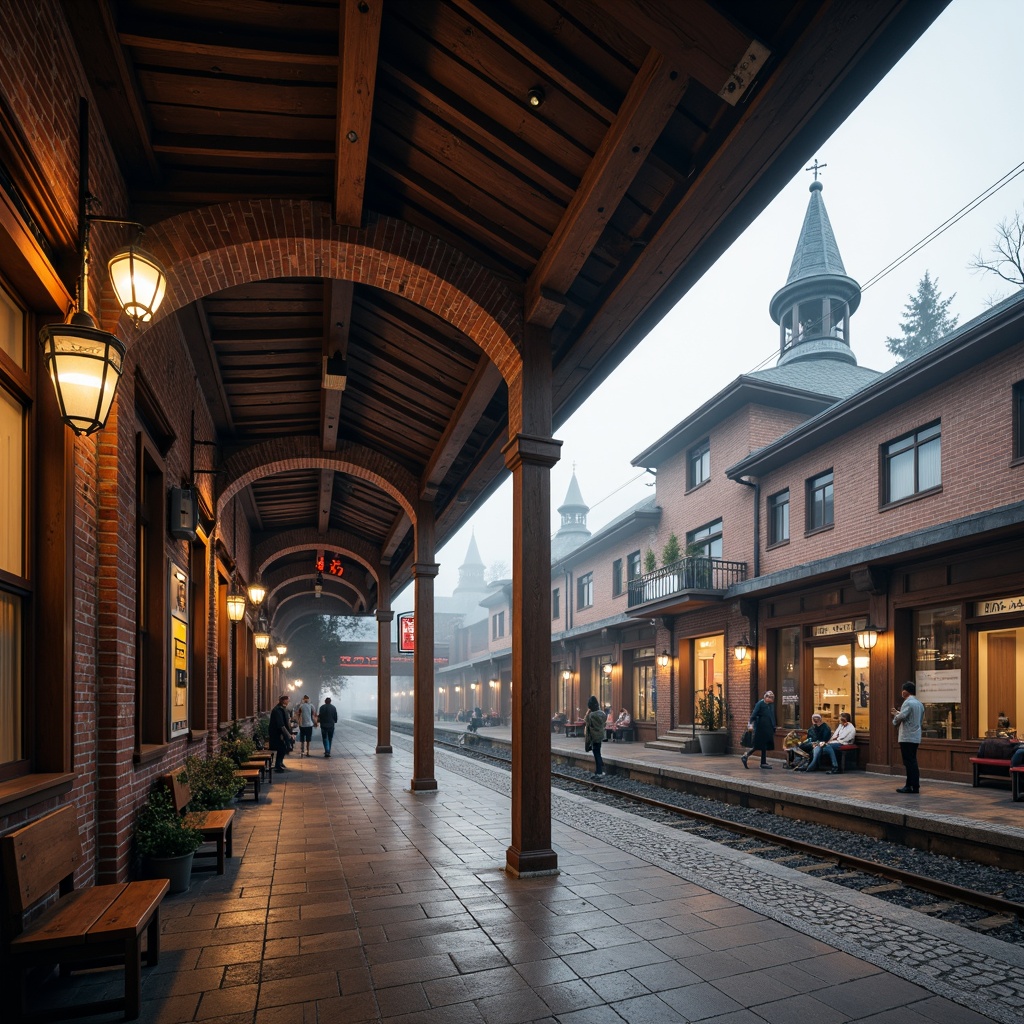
[988,633,1016,732]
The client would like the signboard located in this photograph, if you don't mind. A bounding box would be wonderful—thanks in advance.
[398,612,415,653]
[315,554,345,577]
[916,669,961,702]
[168,561,189,739]
[976,595,1024,617]
[812,620,855,637]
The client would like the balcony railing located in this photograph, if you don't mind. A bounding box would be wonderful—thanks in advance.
[627,556,747,608]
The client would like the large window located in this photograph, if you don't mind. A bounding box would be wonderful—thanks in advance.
[552,587,560,620]
[687,519,722,559]
[136,431,167,748]
[576,572,593,609]
[914,604,961,739]
[0,287,26,772]
[627,550,641,582]
[633,647,655,722]
[768,489,789,546]
[775,626,801,730]
[688,439,710,489]
[612,558,623,597]
[1014,381,1024,461]
[884,422,941,504]
[806,470,834,532]
[977,615,1023,739]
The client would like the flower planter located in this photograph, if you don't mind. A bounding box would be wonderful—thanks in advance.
[697,730,729,755]
[143,851,195,894]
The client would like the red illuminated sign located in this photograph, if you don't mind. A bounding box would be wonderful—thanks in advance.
[398,612,415,653]
[315,555,344,577]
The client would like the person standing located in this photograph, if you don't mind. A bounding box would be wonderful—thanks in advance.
[318,696,338,758]
[269,694,292,772]
[296,694,316,756]
[892,681,924,793]
[741,690,776,769]
[584,695,607,777]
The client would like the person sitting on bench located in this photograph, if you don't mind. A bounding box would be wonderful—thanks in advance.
[612,708,632,740]
[789,713,831,769]
[805,712,855,773]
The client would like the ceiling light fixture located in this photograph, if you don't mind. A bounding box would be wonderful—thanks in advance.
[527,86,545,108]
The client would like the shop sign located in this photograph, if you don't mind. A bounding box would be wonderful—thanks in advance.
[398,612,415,653]
[915,669,961,702]
[812,620,855,637]
[976,595,1024,616]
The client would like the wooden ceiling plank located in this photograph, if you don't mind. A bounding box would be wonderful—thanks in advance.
[152,135,334,161]
[335,0,382,226]
[583,0,754,96]
[421,357,504,499]
[119,31,338,66]
[179,300,235,435]
[59,0,161,182]
[381,512,410,564]
[525,47,688,327]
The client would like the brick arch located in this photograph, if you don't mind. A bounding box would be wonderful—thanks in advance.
[264,569,371,613]
[272,588,360,623]
[254,526,380,584]
[275,598,364,640]
[120,200,522,384]
[218,438,417,523]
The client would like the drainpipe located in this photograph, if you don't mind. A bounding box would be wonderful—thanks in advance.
[735,477,760,708]
[735,476,759,578]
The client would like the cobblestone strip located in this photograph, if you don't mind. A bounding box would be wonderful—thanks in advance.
[429,742,1024,1024]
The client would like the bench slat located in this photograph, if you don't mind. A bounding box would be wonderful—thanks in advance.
[90,880,169,941]
[8,886,123,951]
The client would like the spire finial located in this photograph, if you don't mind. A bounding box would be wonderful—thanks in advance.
[805,158,827,182]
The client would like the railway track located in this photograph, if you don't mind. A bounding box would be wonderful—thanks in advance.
[435,735,1024,938]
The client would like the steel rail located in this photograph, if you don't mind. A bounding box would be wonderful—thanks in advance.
[436,738,1024,921]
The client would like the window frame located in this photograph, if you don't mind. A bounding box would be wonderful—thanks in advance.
[492,610,505,640]
[881,421,941,507]
[1012,380,1024,463]
[687,519,723,559]
[577,571,594,610]
[767,488,790,547]
[805,469,834,534]
[626,550,641,582]
[612,558,623,597]
[552,587,560,620]
[687,438,711,490]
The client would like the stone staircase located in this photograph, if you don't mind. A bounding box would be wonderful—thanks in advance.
[645,727,701,753]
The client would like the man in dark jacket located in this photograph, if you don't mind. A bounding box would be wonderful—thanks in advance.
[269,694,292,771]
[789,713,831,770]
[318,696,339,758]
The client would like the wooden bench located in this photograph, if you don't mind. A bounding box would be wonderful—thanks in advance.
[247,750,274,781]
[162,774,234,875]
[235,768,261,802]
[610,726,636,742]
[0,805,168,1021]
[796,744,859,772]
[970,756,1013,787]
[241,759,270,784]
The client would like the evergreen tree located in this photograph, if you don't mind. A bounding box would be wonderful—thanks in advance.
[885,272,958,361]
[643,548,657,573]
[661,533,680,566]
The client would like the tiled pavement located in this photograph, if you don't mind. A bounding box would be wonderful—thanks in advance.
[32,722,1022,1023]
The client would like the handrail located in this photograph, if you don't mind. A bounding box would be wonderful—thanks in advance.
[627,556,747,608]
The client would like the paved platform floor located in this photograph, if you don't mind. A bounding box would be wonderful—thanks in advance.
[32,720,1024,1023]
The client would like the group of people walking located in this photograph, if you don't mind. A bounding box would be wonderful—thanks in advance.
[740,683,925,792]
[268,693,340,770]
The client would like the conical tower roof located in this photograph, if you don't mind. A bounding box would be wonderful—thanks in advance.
[552,469,591,561]
[769,178,862,367]
[453,531,487,597]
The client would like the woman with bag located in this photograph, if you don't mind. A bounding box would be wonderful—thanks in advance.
[740,690,776,769]
[584,695,607,777]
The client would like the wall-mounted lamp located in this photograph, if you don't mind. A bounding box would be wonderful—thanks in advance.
[266,652,279,667]
[247,575,266,606]
[733,636,749,662]
[275,643,288,657]
[561,667,573,682]
[281,658,292,670]
[527,86,545,108]
[856,624,880,650]
[224,501,247,622]
[602,661,614,677]
[253,613,271,651]
[657,650,670,668]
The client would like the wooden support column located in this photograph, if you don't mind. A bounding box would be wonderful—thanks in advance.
[504,324,561,876]
[411,501,438,790]
[376,561,393,753]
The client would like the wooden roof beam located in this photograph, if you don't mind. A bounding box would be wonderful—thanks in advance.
[317,470,334,535]
[381,513,409,564]
[321,279,353,450]
[420,356,504,500]
[335,0,382,227]
[525,47,689,327]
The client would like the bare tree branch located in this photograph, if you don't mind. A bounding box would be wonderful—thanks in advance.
[969,209,1024,287]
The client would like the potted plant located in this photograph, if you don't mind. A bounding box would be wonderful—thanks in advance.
[183,754,244,810]
[685,541,713,589]
[135,786,205,893]
[695,691,728,754]
[220,731,256,767]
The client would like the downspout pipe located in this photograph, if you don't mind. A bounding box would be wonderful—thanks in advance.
[735,476,760,699]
